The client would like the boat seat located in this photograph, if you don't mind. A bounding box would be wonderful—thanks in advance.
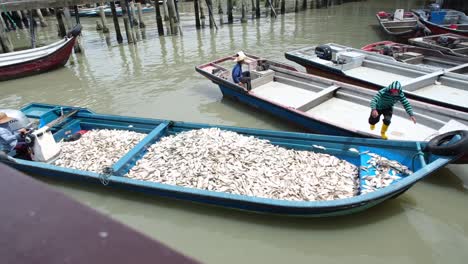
[384,25,416,29]
[250,69,275,89]
[297,85,340,111]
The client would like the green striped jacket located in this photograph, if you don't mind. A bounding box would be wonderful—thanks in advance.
[370,81,414,116]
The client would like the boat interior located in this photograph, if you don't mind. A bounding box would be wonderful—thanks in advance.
[377,10,418,33]
[198,56,468,142]
[410,34,468,56]
[416,9,468,30]
[286,45,468,108]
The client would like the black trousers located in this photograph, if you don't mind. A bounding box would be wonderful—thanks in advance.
[240,72,251,90]
[368,108,393,126]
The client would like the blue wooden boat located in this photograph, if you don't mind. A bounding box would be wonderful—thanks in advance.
[196,54,468,145]
[1,103,466,217]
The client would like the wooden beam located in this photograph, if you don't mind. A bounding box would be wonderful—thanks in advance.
[0,0,107,11]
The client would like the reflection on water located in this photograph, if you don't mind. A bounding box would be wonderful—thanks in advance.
[2,0,468,263]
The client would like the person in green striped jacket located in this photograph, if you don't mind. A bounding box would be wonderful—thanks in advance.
[369,81,417,139]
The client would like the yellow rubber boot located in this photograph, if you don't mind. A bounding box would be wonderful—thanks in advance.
[370,124,375,130]
[381,124,389,140]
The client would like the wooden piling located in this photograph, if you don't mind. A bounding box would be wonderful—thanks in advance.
[166,0,178,35]
[130,1,138,26]
[122,2,134,43]
[218,0,224,24]
[266,0,277,17]
[162,0,169,21]
[73,6,80,24]
[241,0,247,23]
[295,0,299,12]
[199,1,206,27]
[136,3,146,28]
[35,9,48,27]
[110,2,123,43]
[28,10,36,48]
[303,0,307,9]
[194,0,201,29]
[256,0,260,18]
[155,0,165,35]
[227,0,233,23]
[206,0,215,28]
[20,10,29,28]
[0,15,13,53]
[98,6,109,33]
[281,0,285,14]
[63,7,74,30]
[55,9,67,37]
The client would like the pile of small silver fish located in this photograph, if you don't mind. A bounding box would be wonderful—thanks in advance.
[54,129,146,173]
[360,153,412,194]
[126,128,359,201]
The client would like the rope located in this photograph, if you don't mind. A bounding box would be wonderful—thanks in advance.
[1,6,17,29]
[99,167,113,186]
[411,151,425,172]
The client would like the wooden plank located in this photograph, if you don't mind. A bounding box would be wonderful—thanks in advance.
[0,163,199,264]
[112,122,170,176]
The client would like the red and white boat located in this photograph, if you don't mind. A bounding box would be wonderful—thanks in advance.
[0,25,82,81]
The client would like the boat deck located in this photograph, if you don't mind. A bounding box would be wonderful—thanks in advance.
[345,66,413,87]
[252,81,319,108]
[305,98,436,141]
[412,84,468,107]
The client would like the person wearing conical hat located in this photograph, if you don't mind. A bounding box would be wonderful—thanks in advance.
[0,112,27,154]
[232,51,252,91]
[369,81,416,140]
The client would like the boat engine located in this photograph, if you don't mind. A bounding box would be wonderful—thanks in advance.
[24,126,61,163]
[315,45,332,60]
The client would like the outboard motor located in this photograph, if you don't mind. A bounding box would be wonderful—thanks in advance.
[437,35,450,47]
[315,45,332,61]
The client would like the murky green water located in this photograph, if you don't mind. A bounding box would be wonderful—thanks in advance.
[2,0,468,263]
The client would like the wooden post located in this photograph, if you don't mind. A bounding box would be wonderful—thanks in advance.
[295,0,299,12]
[302,0,307,9]
[130,1,138,26]
[241,0,247,23]
[218,0,224,24]
[227,0,233,23]
[63,7,74,30]
[256,0,260,18]
[110,2,123,43]
[194,0,201,29]
[35,9,48,27]
[28,10,36,48]
[136,3,146,28]
[206,0,214,28]
[98,6,110,33]
[155,0,165,35]
[162,0,169,21]
[55,9,67,37]
[20,10,29,28]
[199,1,206,27]
[122,2,134,43]
[0,15,13,53]
[166,0,178,35]
[73,6,80,25]
[251,0,256,14]
[266,0,277,17]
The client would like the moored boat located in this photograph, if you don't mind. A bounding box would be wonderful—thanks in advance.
[362,41,468,68]
[409,33,468,58]
[196,54,468,143]
[0,25,82,81]
[0,103,466,217]
[412,6,468,37]
[285,44,468,112]
[376,9,429,40]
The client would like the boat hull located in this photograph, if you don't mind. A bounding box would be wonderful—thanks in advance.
[0,37,76,81]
